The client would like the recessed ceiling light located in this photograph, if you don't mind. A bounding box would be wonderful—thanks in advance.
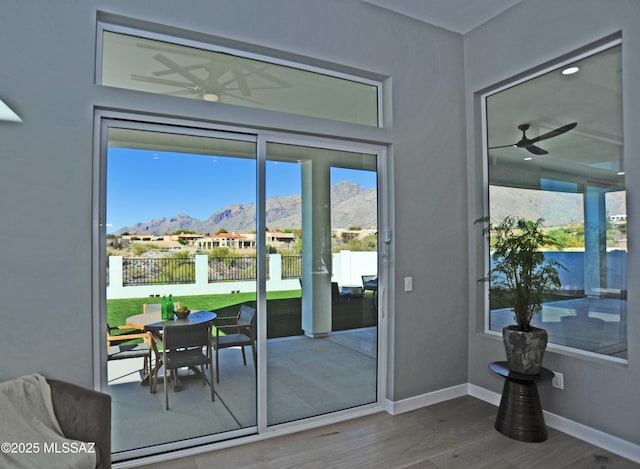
[524,156,533,161]
[0,98,22,122]
[562,66,580,75]
[617,171,626,176]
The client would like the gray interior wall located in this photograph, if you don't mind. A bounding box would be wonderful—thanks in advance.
[0,0,469,402]
[465,0,640,445]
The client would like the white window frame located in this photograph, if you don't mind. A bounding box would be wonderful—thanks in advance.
[92,109,390,462]
[478,38,627,364]
[96,21,384,127]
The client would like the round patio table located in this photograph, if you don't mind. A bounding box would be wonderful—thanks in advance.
[125,310,217,391]
[125,310,216,330]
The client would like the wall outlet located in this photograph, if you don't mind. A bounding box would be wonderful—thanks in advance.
[404,277,413,292]
[552,371,564,389]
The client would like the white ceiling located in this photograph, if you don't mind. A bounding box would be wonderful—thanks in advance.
[361,0,522,34]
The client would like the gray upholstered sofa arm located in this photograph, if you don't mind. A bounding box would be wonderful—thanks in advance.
[47,379,111,469]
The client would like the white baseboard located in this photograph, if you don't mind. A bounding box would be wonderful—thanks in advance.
[543,410,640,464]
[467,383,500,406]
[385,383,468,415]
[387,384,639,463]
[465,383,640,464]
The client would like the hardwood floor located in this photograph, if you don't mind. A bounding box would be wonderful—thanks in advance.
[134,396,638,468]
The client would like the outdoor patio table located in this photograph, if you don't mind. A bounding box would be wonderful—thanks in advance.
[125,310,216,330]
[125,310,217,389]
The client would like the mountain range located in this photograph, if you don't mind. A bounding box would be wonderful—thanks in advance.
[114,182,626,235]
[114,181,377,235]
[489,186,626,226]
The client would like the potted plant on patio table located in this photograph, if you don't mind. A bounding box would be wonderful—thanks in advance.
[477,216,565,375]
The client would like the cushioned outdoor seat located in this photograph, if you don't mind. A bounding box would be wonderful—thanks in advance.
[213,305,256,383]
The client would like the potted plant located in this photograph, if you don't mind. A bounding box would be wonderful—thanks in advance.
[477,216,565,375]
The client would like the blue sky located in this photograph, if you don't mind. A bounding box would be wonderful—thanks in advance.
[106,148,376,232]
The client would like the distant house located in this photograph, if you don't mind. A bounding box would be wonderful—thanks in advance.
[334,228,377,241]
[122,233,162,242]
[195,233,256,250]
[266,231,296,251]
[169,232,205,245]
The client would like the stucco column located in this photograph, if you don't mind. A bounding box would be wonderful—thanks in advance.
[301,159,332,337]
[583,186,607,297]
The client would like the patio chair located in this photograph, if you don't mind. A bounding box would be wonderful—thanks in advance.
[331,281,350,304]
[212,305,256,383]
[362,275,378,312]
[154,322,214,410]
[106,323,153,377]
[362,275,377,293]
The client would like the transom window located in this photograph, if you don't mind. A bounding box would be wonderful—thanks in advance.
[99,29,380,126]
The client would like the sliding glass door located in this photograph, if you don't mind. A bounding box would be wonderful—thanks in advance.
[99,120,384,460]
[103,124,258,457]
[265,141,379,426]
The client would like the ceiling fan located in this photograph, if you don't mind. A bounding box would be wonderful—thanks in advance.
[489,122,578,155]
[131,44,291,104]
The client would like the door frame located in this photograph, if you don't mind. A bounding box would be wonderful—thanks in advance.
[92,110,390,462]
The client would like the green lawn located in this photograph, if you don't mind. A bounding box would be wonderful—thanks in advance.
[107,290,300,327]
[107,289,376,340]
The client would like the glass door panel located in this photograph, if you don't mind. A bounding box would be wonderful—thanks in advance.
[104,126,257,457]
[265,142,378,426]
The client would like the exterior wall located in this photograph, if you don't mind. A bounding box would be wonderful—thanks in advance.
[465,0,640,446]
[105,251,375,298]
[489,251,627,294]
[332,250,378,287]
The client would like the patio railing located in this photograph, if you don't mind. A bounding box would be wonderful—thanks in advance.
[123,257,195,286]
[208,256,257,282]
[121,255,303,285]
[281,255,302,279]
[107,252,377,299]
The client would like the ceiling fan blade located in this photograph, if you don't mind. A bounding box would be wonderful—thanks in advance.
[131,74,193,88]
[488,144,516,150]
[218,92,264,105]
[228,67,252,96]
[243,63,292,88]
[530,122,577,143]
[153,54,206,88]
[153,61,207,77]
[526,145,548,155]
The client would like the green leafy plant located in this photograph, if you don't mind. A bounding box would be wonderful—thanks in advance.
[477,216,565,331]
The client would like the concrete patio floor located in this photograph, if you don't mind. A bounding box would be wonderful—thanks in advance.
[490,297,627,358]
[107,327,378,456]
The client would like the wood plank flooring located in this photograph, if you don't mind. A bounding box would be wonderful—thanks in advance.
[133,396,638,468]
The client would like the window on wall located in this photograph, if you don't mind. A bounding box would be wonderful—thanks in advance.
[484,42,626,359]
[99,29,380,126]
